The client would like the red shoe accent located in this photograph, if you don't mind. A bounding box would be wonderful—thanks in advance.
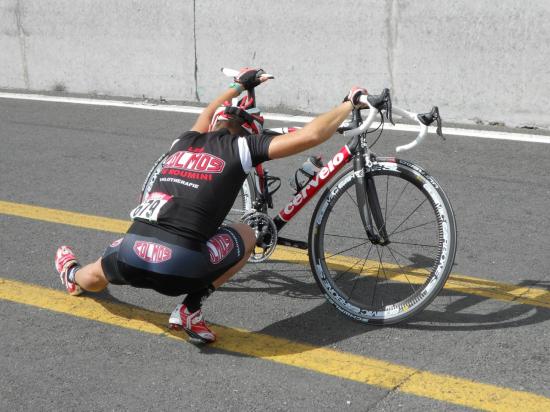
[168,304,216,343]
[54,246,82,296]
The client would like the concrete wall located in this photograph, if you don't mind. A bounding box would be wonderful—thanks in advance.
[1,0,549,128]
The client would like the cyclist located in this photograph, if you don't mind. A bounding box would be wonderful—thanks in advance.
[55,67,368,343]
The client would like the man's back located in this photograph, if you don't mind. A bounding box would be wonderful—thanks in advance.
[132,129,272,242]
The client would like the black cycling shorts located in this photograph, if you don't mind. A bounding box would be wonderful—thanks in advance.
[101,221,245,296]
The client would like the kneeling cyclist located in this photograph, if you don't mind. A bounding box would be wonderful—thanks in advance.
[55,67,368,343]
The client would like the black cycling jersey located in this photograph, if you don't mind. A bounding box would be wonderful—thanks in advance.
[131,129,274,242]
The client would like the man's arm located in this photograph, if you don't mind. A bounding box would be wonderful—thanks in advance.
[191,68,270,133]
[267,101,354,159]
[190,87,241,133]
[268,87,368,159]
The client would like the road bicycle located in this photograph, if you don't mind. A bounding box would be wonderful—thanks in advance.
[141,69,457,325]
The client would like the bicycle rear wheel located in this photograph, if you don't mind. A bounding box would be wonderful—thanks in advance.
[308,158,457,324]
[141,152,168,202]
[223,173,257,224]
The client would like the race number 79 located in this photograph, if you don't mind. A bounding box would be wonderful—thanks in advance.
[130,192,173,222]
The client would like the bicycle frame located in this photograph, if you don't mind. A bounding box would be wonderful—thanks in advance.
[252,99,436,247]
[253,133,389,248]
[216,69,441,250]
[270,145,352,231]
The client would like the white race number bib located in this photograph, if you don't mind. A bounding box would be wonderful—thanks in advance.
[130,192,173,222]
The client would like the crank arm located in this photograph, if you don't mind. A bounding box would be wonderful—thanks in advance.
[277,237,308,250]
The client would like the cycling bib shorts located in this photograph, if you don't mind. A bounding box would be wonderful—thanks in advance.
[101,221,245,296]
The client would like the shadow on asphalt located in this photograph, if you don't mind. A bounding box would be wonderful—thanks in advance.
[401,280,550,332]
[89,272,550,357]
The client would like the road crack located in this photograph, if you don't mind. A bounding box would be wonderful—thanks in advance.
[14,0,30,88]
[192,0,200,102]
[366,369,421,411]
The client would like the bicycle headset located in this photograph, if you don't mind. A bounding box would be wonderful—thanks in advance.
[208,95,264,135]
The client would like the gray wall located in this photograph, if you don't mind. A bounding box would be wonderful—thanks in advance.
[2,0,549,128]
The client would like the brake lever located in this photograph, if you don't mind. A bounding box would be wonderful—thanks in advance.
[366,88,394,125]
[382,88,394,125]
[418,106,445,140]
[434,108,444,139]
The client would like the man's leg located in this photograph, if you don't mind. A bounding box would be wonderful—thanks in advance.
[170,223,255,343]
[55,246,110,295]
[74,258,109,292]
[212,223,256,288]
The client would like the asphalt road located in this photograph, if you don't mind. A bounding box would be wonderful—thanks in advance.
[1,96,550,411]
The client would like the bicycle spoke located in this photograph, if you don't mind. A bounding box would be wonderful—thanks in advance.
[390,220,435,236]
[370,250,382,307]
[334,255,368,282]
[348,255,369,299]
[322,240,371,260]
[373,177,409,235]
[387,243,435,268]
[390,240,439,248]
[345,189,358,208]
[388,198,428,237]
[331,242,375,297]
[323,233,369,241]
[385,178,410,224]
[386,245,417,294]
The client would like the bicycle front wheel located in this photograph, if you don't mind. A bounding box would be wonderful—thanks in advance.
[308,158,457,324]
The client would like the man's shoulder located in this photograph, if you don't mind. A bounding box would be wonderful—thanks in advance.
[177,130,202,140]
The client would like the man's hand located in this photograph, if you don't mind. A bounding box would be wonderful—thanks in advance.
[343,86,369,109]
[235,67,272,90]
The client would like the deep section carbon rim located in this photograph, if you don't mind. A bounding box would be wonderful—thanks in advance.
[309,160,456,324]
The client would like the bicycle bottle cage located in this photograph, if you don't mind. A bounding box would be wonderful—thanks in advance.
[418,106,444,138]
[367,88,394,125]
[265,175,281,196]
[257,173,281,210]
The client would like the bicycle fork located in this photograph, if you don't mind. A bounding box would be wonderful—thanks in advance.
[353,153,390,245]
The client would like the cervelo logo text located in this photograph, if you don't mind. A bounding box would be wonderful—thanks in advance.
[207,233,234,264]
[164,151,225,173]
[279,147,350,221]
[133,241,172,263]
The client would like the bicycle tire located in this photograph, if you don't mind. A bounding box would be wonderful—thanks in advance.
[308,158,457,325]
[140,152,169,202]
[224,173,258,225]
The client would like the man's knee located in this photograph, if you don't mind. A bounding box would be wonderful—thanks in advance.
[230,223,256,253]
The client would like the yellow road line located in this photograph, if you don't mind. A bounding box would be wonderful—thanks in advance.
[272,248,550,309]
[0,200,129,233]
[1,199,549,309]
[1,276,549,411]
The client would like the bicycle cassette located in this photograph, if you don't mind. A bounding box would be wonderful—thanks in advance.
[241,211,278,263]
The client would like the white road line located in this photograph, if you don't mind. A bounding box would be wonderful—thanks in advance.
[1,92,549,144]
